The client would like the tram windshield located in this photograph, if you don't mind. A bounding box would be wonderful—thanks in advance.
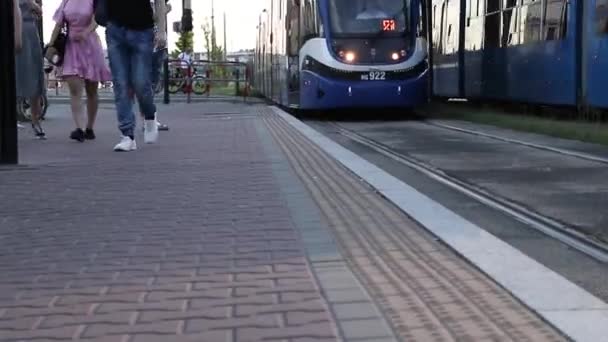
[329,0,410,36]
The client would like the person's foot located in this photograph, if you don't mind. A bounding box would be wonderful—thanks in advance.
[144,118,159,144]
[113,136,137,152]
[84,128,96,140]
[157,121,169,131]
[70,128,85,142]
[32,122,46,139]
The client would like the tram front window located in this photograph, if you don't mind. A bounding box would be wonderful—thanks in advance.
[329,0,410,36]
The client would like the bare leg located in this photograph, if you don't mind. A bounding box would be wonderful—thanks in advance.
[85,80,99,130]
[66,76,85,130]
[30,95,42,125]
[30,95,45,138]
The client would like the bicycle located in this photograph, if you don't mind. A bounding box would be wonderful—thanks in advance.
[17,64,52,122]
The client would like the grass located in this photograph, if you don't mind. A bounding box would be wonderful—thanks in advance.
[424,102,608,147]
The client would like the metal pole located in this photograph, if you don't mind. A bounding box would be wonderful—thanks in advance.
[182,0,192,32]
[0,0,19,164]
[163,59,170,104]
[163,1,170,104]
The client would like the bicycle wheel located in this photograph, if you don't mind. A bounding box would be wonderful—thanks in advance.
[168,80,183,94]
[18,95,48,121]
[191,76,208,95]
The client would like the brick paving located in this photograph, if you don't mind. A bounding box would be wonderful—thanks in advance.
[1,102,570,342]
[1,103,339,341]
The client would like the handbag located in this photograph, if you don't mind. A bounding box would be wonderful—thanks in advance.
[44,21,68,66]
[94,0,109,27]
[44,0,70,66]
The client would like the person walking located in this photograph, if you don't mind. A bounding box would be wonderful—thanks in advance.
[49,0,112,142]
[14,0,46,139]
[105,0,167,152]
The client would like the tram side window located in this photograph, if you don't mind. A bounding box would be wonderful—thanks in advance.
[287,1,300,56]
[300,0,319,43]
[597,0,608,34]
[501,7,518,46]
[520,2,541,44]
[544,0,567,40]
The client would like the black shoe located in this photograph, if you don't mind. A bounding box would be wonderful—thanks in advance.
[85,128,96,140]
[70,128,85,142]
[32,122,46,139]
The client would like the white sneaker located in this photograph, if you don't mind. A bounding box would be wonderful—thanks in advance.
[114,136,137,152]
[144,118,159,144]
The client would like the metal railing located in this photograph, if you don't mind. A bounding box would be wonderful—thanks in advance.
[161,59,251,104]
[44,59,252,104]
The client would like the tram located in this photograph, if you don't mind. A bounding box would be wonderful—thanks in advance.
[254,0,430,110]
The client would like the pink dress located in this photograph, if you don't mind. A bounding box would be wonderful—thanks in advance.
[53,0,111,82]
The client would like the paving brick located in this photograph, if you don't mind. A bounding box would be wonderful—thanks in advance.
[339,318,394,340]
[332,302,379,320]
[323,288,369,304]
[186,315,281,333]
[236,299,328,316]
[138,307,229,323]
[131,330,233,342]
[237,322,338,341]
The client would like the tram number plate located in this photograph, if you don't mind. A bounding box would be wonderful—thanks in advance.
[363,71,386,81]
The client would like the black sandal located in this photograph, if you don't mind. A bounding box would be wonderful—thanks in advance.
[32,122,46,139]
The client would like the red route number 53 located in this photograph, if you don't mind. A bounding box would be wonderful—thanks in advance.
[382,19,396,31]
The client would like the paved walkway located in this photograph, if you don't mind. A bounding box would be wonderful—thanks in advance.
[1,102,567,341]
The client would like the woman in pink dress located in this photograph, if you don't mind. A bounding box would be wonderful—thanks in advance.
[49,0,112,142]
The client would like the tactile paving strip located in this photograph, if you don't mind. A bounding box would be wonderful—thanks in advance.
[262,110,569,342]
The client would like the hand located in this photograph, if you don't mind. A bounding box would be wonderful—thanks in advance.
[30,1,42,17]
[155,31,167,49]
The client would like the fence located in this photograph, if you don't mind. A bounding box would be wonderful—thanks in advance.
[44,59,251,104]
[161,59,251,104]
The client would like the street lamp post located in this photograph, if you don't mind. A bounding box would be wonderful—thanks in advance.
[0,0,19,164]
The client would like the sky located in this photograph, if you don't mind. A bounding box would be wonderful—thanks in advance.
[40,0,267,52]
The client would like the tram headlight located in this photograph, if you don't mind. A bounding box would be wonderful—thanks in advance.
[391,52,400,61]
[344,51,355,63]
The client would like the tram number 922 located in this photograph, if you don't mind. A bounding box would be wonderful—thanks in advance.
[362,71,387,81]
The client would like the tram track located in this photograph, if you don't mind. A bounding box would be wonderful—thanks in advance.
[330,122,608,264]
[425,120,608,165]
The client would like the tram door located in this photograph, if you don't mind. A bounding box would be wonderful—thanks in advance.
[586,0,608,108]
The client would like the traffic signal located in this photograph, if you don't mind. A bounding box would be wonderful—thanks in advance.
[182,9,193,32]
[173,21,182,33]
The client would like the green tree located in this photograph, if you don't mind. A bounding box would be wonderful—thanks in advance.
[170,31,194,58]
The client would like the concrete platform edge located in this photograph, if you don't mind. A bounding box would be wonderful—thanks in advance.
[270,106,608,342]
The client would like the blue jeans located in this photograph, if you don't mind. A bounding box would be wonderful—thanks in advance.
[106,23,156,137]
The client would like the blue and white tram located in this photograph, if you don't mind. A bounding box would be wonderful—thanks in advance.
[430,0,608,112]
[254,0,430,110]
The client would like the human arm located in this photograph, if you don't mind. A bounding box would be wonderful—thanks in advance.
[28,0,42,18]
[14,0,23,52]
[48,0,66,45]
[48,22,62,45]
[154,0,167,47]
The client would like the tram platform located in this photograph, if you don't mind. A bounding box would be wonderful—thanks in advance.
[0,101,604,341]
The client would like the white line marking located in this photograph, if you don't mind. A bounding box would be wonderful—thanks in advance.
[271,106,608,342]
